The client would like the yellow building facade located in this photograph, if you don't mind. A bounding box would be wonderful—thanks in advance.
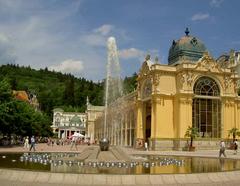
[93,30,240,150]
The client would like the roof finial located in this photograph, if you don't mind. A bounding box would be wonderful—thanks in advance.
[185,27,190,36]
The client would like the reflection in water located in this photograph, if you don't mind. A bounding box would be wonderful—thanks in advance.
[0,153,240,174]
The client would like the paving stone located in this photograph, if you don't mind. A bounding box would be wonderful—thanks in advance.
[35,172,51,183]
[77,174,93,185]
[62,173,78,184]
[135,175,150,185]
[9,170,25,181]
[121,175,135,185]
[207,173,222,182]
[197,173,211,183]
[106,175,122,185]
[225,171,239,181]
[48,173,64,184]
[0,169,12,180]
[217,172,230,182]
[22,171,38,182]
[174,174,187,184]
[92,174,107,185]
[185,174,200,183]
[161,175,177,184]
[149,175,164,185]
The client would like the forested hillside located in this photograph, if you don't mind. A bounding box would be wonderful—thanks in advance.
[0,64,137,116]
[0,64,104,115]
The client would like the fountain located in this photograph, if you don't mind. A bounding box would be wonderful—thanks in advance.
[100,37,122,151]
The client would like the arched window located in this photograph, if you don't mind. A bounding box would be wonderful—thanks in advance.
[192,77,221,138]
[194,77,220,96]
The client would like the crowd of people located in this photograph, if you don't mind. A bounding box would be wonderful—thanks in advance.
[21,135,239,155]
[22,133,95,151]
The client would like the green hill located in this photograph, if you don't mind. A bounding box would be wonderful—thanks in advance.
[0,64,137,116]
[0,64,104,115]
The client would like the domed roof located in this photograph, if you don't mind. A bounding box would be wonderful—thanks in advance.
[168,28,207,65]
[70,115,82,124]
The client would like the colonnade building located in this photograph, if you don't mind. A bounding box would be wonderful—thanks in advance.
[92,29,240,150]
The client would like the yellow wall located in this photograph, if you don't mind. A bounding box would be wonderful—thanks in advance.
[152,95,174,138]
[222,99,236,138]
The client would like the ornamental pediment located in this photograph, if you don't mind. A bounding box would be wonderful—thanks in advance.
[139,61,151,78]
[195,52,223,73]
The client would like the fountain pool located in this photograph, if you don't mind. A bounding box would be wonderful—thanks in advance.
[0,152,240,174]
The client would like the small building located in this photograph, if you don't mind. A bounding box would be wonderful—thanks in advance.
[52,108,86,139]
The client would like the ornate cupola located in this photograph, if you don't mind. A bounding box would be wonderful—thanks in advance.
[168,28,207,65]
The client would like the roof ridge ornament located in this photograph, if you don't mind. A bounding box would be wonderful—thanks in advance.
[185,27,190,36]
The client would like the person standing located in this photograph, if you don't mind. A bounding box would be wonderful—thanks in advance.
[29,136,36,151]
[23,136,29,150]
[70,134,78,150]
[144,141,148,151]
[234,139,238,155]
[219,140,226,157]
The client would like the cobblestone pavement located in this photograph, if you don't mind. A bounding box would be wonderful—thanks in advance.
[1,144,240,186]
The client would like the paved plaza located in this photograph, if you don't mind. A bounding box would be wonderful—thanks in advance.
[1,144,240,185]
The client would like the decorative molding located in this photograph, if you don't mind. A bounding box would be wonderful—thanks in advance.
[152,73,160,86]
[141,79,152,99]
[195,52,223,73]
[179,97,193,105]
[223,99,235,107]
[177,71,195,89]
[224,75,233,89]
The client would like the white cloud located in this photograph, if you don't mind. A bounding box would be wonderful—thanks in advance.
[49,59,84,75]
[82,33,107,47]
[210,0,224,7]
[0,2,129,81]
[81,24,116,47]
[119,48,145,59]
[94,24,114,36]
[191,13,210,21]
[0,32,16,64]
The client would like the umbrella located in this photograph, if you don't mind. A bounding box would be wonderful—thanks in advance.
[72,132,84,138]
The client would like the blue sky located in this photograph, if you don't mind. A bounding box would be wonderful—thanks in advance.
[0,0,239,81]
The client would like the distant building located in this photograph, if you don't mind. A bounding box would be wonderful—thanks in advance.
[85,97,104,143]
[13,90,40,111]
[52,108,86,139]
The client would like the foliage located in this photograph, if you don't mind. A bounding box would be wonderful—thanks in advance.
[184,126,199,147]
[0,64,105,116]
[0,79,52,137]
[228,127,240,141]
[123,72,138,94]
[0,64,137,116]
[0,78,13,102]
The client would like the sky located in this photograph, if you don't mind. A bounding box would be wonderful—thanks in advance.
[0,0,239,81]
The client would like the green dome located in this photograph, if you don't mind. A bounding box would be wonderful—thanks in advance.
[70,115,81,124]
[168,28,207,65]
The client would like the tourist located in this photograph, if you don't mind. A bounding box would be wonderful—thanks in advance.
[23,136,29,149]
[234,139,238,155]
[144,141,148,151]
[219,140,226,158]
[70,133,79,150]
[29,136,36,151]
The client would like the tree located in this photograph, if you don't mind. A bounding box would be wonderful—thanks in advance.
[0,79,53,138]
[0,78,13,103]
[63,78,75,106]
[228,128,240,142]
[184,126,199,148]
